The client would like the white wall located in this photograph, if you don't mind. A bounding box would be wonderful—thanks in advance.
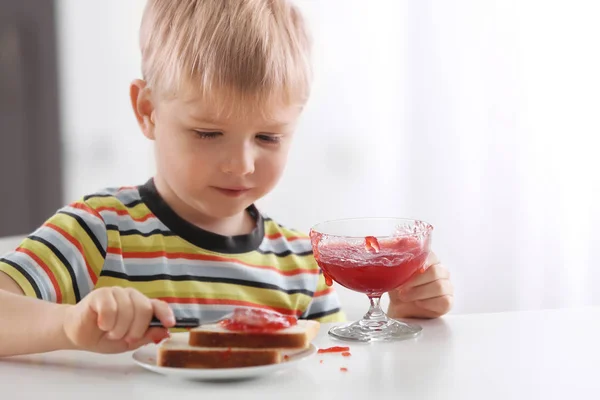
[55,0,600,320]
[56,0,153,203]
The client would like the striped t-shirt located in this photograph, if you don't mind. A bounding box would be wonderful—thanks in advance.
[0,179,345,324]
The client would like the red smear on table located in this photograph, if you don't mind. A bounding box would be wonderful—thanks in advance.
[317,346,350,354]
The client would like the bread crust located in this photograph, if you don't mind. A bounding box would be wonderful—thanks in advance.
[158,348,281,368]
[155,320,320,368]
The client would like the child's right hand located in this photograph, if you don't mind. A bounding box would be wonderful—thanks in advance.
[62,287,175,354]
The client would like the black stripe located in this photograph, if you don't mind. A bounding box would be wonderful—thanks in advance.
[106,225,176,237]
[83,195,142,209]
[304,307,342,320]
[0,258,43,299]
[100,270,314,297]
[58,211,106,258]
[119,228,176,238]
[29,236,82,302]
[122,199,144,208]
[256,248,313,257]
[83,193,114,201]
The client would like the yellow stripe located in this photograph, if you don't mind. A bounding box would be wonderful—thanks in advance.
[0,262,38,297]
[263,220,309,240]
[95,277,313,311]
[20,238,77,304]
[53,213,104,278]
[85,196,153,220]
[315,274,331,291]
[279,225,309,240]
[107,229,121,249]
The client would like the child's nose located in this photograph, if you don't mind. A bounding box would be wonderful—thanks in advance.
[221,146,255,176]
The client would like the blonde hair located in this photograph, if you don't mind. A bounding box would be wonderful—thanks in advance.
[139,0,312,114]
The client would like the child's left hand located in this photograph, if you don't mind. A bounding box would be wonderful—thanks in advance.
[387,252,453,319]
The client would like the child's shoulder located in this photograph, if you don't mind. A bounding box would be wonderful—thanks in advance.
[79,185,143,210]
[259,212,313,256]
[66,183,149,229]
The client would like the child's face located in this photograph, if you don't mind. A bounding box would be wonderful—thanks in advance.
[141,85,303,220]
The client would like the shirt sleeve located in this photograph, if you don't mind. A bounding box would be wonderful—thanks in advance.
[0,200,107,304]
[302,271,347,323]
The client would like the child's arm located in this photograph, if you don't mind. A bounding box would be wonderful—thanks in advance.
[0,272,175,357]
[0,273,73,356]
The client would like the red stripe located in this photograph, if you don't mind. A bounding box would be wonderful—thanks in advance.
[112,250,318,277]
[157,297,302,316]
[314,287,334,297]
[107,247,122,255]
[265,232,306,242]
[16,247,63,303]
[46,223,98,284]
[95,207,155,222]
[118,186,137,192]
[70,202,103,221]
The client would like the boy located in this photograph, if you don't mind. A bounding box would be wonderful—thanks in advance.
[0,0,453,357]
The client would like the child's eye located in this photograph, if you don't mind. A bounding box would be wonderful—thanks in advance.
[194,131,222,139]
[256,134,281,144]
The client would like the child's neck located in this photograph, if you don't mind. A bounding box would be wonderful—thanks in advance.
[153,177,255,237]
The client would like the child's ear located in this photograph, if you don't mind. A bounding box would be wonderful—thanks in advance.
[130,79,156,140]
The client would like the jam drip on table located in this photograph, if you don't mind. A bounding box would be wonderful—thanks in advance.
[317,346,350,354]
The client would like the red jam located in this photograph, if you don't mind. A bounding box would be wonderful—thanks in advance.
[341,352,351,357]
[323,271,333,287]
[340,367,348,372]
[317,346,350,354]
[219,308,298,333]
[365,236,380,253]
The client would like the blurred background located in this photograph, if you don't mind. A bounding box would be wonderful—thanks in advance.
[1,0,599,319]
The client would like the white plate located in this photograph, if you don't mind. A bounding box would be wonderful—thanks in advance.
[132,337,318,381]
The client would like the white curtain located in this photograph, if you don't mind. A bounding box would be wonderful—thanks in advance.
[397,0,600,314]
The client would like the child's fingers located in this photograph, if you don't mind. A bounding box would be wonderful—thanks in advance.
[107,288,134,340]
[151,299,176,328]
[401,263,450,290]
[124,289,155,343]
[415,295,454,316]
[426,251,441,267]
[91,289,119,332]
[132,328,171,349]
[398,278,453,302]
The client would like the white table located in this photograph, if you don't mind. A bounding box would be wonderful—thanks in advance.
[1,307,598,399]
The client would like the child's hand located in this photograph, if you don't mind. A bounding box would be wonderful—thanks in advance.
[63,287,175,354]
[387,252,453,319]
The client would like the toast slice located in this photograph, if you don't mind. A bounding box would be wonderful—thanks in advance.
[188,319,320,349]
[157,334,281,369]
